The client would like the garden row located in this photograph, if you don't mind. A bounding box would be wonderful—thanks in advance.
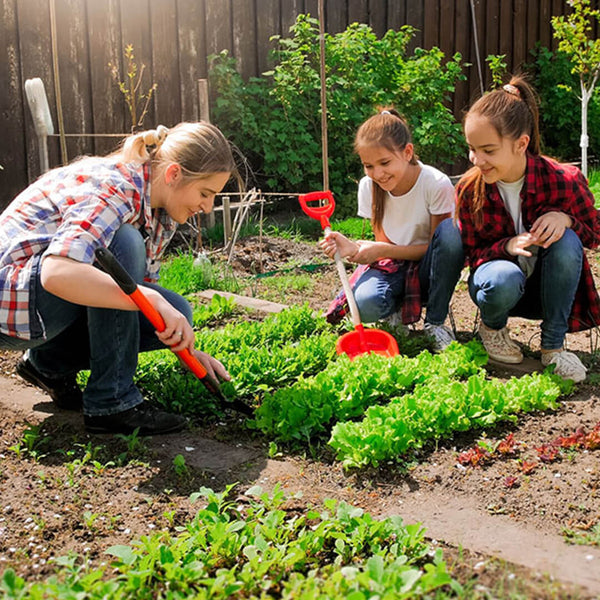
[130,298,573,469]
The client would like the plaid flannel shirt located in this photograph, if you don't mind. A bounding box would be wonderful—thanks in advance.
[457,153,600,332]
[0,157,177,339]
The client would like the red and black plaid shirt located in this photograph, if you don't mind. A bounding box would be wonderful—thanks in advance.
[457,153,600,332]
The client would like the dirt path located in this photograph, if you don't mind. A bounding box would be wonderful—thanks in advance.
[1,374,599,597]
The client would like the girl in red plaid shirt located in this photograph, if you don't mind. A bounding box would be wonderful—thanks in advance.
[457,76,600,383]
[0,123,237,433]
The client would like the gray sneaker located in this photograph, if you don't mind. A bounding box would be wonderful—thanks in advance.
[423,322,456,352]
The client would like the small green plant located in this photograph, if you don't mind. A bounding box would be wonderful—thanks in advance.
[109,43,157,131]
[486,54,508,88]
[172,454,189,477]
[8,424,49,460]
[563,521,600,546]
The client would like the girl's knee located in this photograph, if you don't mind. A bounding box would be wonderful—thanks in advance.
[545,229,583,264]
[434,218,463,257]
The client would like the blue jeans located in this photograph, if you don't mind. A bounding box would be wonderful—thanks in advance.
[353,218,464,324]
[468,228,583,350]
[0,225,192,416]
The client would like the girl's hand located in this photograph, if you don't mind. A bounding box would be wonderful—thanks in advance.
[351,240,384,264]
[529,211,572,248]
[318,231,359,261]
[190,349,231,382]
[506,232,539,257]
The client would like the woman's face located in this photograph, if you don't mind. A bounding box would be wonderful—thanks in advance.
[157,169,231,224]
[464,113,529,184]
[358,144,414,196]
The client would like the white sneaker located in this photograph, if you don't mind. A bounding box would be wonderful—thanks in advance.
[478,323,523,364]
[541,350,587,383]
[423,322,456,352]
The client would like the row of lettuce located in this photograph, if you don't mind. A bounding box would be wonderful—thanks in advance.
[135,300,572,469]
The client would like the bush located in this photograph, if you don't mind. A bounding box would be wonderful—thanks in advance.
[526,44,600,162]
[210,15,466,215]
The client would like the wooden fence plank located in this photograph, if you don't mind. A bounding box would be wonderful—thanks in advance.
[439,0,455,59]
[55,0,94,162]
[120,0,156,130]
[368,0,386,38]
[454,0,472,115]
[513,0,527,71]
[405,0,423,51]
[87,0,126,155]
[327,0,347,33]
[280,0,304,35]
[499,0,513,71]
[423,0,439,49]
[526,1,540,54]
[538,0,552,49]
[0,0,27,205]
[150,0,181,127]
[348,0,368,25]
[470,0,487,98]
[256,0,280,73]
[386,0,405,30]
[232,0,258,79]
[178,0,207,121]
[17,0,60,179]
[206,0,233,57]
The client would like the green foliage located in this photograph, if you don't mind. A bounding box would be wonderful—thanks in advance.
[135,304,337,414]
[330,370,571,469]
[159,252,240,295]
[210,15,465,214]
[485,54,508,88]
[588,168,600,207]
[2,486,458,598]
[525,44,600,160]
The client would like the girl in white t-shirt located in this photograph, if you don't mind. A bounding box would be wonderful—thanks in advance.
[320,109,464,351]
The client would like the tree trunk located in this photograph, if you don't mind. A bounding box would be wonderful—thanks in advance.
[581,77,589,178]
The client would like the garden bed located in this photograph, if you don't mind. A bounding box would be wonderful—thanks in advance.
[1,234,599,598]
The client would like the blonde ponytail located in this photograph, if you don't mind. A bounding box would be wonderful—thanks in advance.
[120,125,170,162]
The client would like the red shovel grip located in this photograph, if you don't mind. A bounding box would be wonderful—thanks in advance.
[298,190,335,230]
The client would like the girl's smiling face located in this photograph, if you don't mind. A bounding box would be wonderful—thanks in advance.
[358,144,415,196]
[464,113,529,184]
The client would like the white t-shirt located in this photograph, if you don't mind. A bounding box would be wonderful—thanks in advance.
[357,162,455,246]
[497,176,538,277]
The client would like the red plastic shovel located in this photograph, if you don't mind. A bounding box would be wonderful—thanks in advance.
[298,191,399,359]
[94,247,253,415]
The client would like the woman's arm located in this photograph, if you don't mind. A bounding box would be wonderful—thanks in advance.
[40,255,193,350]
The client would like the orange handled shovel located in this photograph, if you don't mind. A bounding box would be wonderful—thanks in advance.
[299,191,399,359]
[94,247,253,415]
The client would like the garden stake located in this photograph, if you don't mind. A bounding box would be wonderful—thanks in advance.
[94,248,253,415]
[299,190,399,359]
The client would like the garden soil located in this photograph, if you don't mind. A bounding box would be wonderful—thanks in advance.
[1,235,600,597]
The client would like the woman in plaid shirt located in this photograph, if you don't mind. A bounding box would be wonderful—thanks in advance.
[457,76,600,383]
[0,123,236,433]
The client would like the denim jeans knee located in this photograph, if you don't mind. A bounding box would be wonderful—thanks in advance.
[469,260,525,329]
[353,268,405,323]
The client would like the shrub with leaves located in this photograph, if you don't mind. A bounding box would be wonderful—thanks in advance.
[210,15,465,214]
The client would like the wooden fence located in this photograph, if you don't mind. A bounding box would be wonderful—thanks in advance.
[0,0,574,210]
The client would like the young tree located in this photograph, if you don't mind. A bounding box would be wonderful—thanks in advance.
[552,0,600,177]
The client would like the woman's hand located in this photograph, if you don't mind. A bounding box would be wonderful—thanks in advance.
[529,211,572,248]
[190,349,231,382]
[318,231,359,261]
[143,287,196,351]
